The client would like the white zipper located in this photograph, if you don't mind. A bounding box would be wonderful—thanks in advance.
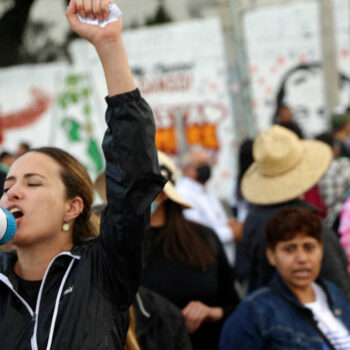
[135,292,151,318]
[29,251,80,350]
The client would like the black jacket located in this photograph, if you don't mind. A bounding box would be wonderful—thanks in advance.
[0,89,165,350]
[236,199,350,298]
[135,287,192,350]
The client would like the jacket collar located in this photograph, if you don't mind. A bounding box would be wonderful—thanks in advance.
[0,248,81,279]
[269,273,334,310]
[0,250,18,276]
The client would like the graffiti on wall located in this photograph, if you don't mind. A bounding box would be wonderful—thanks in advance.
[57,73,104,174]
[244,0,350,137]
[153,102,226,156]
[0,88,50,144]
[273,63,350,137]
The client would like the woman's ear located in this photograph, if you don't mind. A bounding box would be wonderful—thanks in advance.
[65,196,84,222]
[266,247,276,267]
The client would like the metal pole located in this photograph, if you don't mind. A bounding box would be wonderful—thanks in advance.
[319,0,339,121]
[217,0,256,141]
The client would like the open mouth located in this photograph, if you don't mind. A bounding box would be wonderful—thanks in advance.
[293,269,311,278]
[9,208,24,219]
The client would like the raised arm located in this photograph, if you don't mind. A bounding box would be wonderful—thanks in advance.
[66,0,165,310]
[66,0,135,95]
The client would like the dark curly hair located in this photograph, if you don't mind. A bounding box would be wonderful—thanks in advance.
[265,207,322,249]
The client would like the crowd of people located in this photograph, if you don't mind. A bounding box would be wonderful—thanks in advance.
[0,1,350,349]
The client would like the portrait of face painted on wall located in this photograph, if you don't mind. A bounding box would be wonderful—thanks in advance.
[274,63,350,138]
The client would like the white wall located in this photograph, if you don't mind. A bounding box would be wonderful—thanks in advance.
[243,0,350,137]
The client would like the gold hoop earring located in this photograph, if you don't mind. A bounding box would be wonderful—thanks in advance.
[62,222,70,232]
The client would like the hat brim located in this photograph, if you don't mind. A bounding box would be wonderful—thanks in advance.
[94,172,192,209]
[164,181,193,209]
[94,172,107,203]
[241,140,332,205]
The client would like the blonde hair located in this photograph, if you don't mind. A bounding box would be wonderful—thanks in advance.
[124,306,141,350]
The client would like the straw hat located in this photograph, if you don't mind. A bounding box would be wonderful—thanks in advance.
[157,151,192,208]
[94,172,108,204]
[241,125,332,205]
[94,151,192,208]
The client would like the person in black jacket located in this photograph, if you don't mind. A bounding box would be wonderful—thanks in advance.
[141,151,239,350]
[0,1,165,349]
[134,287,192,350]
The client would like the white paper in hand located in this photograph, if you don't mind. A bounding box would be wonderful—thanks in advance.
[76,4,122,28]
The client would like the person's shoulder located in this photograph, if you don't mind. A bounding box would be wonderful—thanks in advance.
[320,279,350,311]
[228,287,274,310]
[322,279,350,300]
[137,286,183,318]
[235,286,292,321]
[245,286,274,303]
[226,287,273,321]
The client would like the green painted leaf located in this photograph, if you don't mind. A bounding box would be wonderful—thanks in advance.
[82,88,91,98]
[61,119,82,141]
[83,105,92,117]
[88,139,104,172]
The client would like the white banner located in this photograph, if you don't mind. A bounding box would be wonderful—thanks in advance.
[0,18,236,200]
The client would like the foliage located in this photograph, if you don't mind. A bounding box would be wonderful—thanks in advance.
[0,0,172,67]
[0,0,72,67]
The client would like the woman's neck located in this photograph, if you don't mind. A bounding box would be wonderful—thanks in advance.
[14,240,73,281]
[150,203,166,227]
[289,284,316,304]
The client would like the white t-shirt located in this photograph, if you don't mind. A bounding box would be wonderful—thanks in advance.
[304,283,350,350]
[176,176,236,266]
